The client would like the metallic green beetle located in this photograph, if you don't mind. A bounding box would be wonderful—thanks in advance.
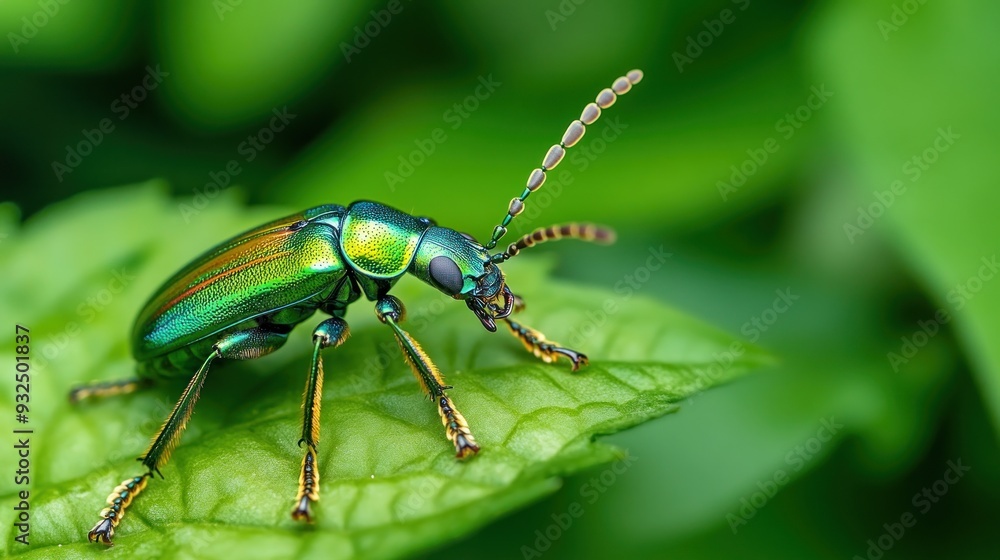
[70,69,643,545]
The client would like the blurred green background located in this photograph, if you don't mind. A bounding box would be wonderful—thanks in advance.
[2,0,998,558]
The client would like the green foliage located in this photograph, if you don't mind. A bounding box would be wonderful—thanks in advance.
[4,0,1000,557]
[810,0,1000,434]
[0,185,766,559]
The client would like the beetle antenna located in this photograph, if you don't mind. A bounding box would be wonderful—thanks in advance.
[484,69,643,251]
[490,223,616,263]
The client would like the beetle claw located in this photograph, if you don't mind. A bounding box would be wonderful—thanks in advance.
[455,435,481,459]
[467,298,498,331]
[555,348,589,372]
[291,497,314,523]
[88,518,115,546]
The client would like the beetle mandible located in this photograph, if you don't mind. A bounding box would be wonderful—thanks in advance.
[70,69,644,545]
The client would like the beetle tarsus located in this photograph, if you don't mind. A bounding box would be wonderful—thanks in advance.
[455,435,481,459]
[292,496,314,523]
[292,448,320,523]
[503,317,589,372]
[556,348,589,372]
[88,518,115,546]
[438,394,480,459]
[86,474,150,546]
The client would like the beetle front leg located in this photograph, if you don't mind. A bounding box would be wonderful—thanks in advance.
[375,295,480,459]
[500,296,588,372]
[291,317,350,523]
[85,326,289,546]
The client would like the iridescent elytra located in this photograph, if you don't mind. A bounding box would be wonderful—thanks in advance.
[70,69,643,545]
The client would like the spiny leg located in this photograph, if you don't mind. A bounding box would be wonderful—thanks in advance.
[375,295,480,458]
[292,317,350,523]
[69,378,154,404]
[85,350,215,545]
[497,295,588,372]
[86,326,289,546]
[86,475,151,546]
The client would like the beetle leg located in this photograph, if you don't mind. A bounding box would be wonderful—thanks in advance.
[488,293,588,371]
[85,474,152,545]
[291,317,350,523]
[502,316,589,372]
[141,326,290,474]
[85,326,289,545]
[84,348,216,546]
[69,377,154,403]
[375,295,480,459]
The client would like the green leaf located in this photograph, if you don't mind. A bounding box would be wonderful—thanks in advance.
[0,185,768,559]
[808,0,1000,435]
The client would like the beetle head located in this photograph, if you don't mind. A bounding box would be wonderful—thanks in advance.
[411,226,513,332]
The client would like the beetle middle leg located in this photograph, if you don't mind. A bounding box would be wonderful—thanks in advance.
[375,295,480,459]
[291,317,349,523]
[85,325,290,546]
[497,295,589,372]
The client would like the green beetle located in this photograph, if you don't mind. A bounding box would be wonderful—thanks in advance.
[70,69,643,545]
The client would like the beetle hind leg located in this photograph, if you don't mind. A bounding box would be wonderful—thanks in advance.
[291,317,350,523]
[84,326,289,545]
[69,378,154,404]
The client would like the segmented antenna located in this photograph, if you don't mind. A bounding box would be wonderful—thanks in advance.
[485,69,644,250]
[491,223,616,263]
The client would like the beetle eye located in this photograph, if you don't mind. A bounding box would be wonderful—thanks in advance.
[460,232,476,242]
[429,256,464,295]
[418,216,437,227]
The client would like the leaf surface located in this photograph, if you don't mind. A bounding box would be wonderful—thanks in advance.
[0,185,768,559]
